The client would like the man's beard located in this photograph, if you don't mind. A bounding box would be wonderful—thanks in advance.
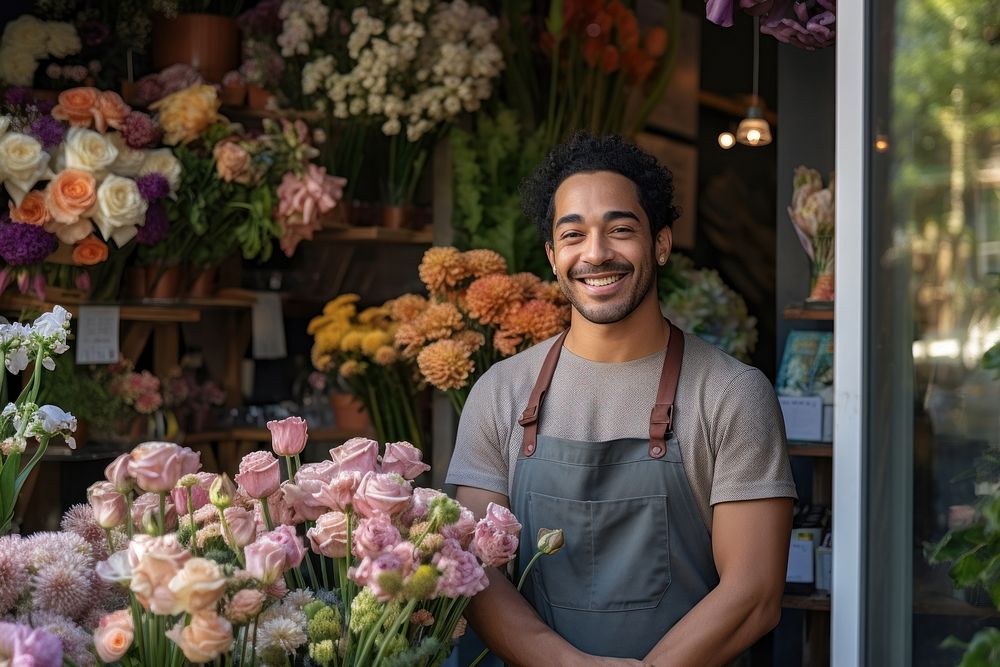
[556,259,656,325]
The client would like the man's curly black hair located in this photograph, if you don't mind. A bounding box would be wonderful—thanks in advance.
[520,133,680,245]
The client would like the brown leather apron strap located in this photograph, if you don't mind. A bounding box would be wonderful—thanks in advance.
[518,329,569,456]
[649,322,684,459]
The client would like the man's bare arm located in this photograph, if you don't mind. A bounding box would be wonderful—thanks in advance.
[643,497,794,667]
[456,486,643,667]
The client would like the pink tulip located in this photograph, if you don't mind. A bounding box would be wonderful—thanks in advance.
[170,472,217,514]
[283,461,337,522]
[266,416,308,456]
[353,471,412,519]
[330,437,379,474]
[244,536,287,585]
[235,451,281,499]
[88,481,127,529]
[223,507,257,548]
[307,511,349,558]
[381,441,430,480]
[104,453,134,493]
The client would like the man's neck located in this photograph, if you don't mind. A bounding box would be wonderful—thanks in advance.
[563,293,670,362]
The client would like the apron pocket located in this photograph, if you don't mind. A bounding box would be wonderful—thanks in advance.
[527,492,671,612]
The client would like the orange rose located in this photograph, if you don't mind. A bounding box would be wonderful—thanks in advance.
[213,141,253,184]
[51,87,100,128]
[72,235,108,266]
[8,190,50,226]
[45,169,97,224]
[95,91,132,133]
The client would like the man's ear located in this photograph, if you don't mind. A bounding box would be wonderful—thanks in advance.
[545,241,555,271]
[655,227,673,265]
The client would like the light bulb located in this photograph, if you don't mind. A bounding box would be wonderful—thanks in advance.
[747,129,761,144]
[736,111,772,147]
[718,132,735,149]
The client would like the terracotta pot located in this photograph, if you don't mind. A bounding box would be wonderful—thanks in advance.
[120,81,140,105]
[330,393,371,433]
[807,272,835,302]
[152,14,240,83]
[247,84,273,110]
[187,266,217,298]
[147,264,183,299]
[221,84,246,107]
[125,266,148,299]
[381,205,410,229]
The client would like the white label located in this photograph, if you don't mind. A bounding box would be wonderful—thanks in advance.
[76,305,120,364]
[779,395,824,441]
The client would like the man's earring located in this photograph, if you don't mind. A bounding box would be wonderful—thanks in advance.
[552,265,557,275]
[658,255,666,265]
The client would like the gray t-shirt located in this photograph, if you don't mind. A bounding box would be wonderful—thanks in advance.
[445,332,797,530]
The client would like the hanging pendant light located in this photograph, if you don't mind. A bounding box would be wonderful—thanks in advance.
[736,16,772,147]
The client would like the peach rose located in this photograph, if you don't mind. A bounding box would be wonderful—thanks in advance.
[381,441,430,480]
[94,609,133,663]
[353,471,413,518]
[72,234,108,266]
[8,190,49,226]
[45,168,96,224]
[307,510,349,558]
[151,84,222,145]
[129,441,200,493]
[213,141,253,184]
[51,87,100,128]
[95,91,131,133]
[168,557,228,614]
[166,612,233,664]
[225,589,265,624]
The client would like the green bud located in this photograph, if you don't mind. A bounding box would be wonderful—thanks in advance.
[402,564,439,601]
[428,496,460,527]
[210,473,236,510]
[536,528,564,555]
[142,511,161,537]
[178,474,200,488]
[307,607,342,641]
[376,571,403,598]
[309,640,336,667]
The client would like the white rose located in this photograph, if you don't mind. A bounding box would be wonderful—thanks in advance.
[0,47,39,87]
[109,134,146,178]
[62,127,119,177]
[45,22,81,58]
[2,16,49,58]
[93,175,148,246]
[0,132,52,205]
[139,149,182,193]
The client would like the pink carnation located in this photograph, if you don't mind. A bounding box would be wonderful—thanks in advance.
[351,514,402,560]
[472,523,519,568]
[432,539,489,599]
[440,508,476,549]
[276,164,346,257]
[349,552,402,602]
[313,470,362,512]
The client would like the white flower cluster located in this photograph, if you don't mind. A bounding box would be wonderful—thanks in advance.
[302,0,503,142]
[0,15,82,87]
[1,402,78,453]
[278,0,330,58]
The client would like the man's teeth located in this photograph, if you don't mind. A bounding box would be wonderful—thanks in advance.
[582,275,623,287]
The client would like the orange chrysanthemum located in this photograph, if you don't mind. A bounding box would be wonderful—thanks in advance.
[419,247,469,296]
[417,339,474,391]
[462,249,507,278]
[394,322,425,359]
[373,345,399,366]
[536,281,568,305]
[504,299,567,343]
[453,330,486,353]
[388,294,429,322]
[339,359,363,378]
[416,302,464,341]
[492,329,522,357]
[465,274,523,325]
[510,272,543,299]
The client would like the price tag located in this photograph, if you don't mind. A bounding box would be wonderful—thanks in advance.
[75,305,120,364]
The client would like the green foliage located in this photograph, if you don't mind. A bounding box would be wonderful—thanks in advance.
[450,109,550,277]
[383,636,443,667]
[942,629,1000,667]
[36,362,124,434]
[230,184,280,263]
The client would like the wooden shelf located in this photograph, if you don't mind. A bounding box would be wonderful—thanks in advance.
[783,305,834,321]
[221,106,323,123]
[182,427,364,445]
[0,293,256,324]
[788,443,833,457]
[314,226,433,245]
[783,594,830,611]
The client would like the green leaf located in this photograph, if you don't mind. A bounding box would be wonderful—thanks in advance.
[950,551,987,588]
[955,628,1000,667]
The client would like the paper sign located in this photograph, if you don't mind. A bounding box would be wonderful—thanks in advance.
[252,292,287,360]
[779,395,824,441]
[76,305,120,364]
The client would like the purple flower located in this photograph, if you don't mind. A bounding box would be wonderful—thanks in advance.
[29,115,66,150]
[78,20,110,48]
[123,111,162,149]
[136,173,170,203]
[0,621,63,667]
[3,87,35,107]
[237,0,282,35]
[136,203,169,246]
[0,217,58,266]
[36,99,55,115]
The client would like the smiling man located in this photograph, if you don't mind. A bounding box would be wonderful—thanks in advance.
[446,134,797,666]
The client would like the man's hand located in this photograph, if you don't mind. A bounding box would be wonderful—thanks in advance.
[643,497,793,667]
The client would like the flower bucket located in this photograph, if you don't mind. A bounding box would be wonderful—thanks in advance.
[146,264,183,300]
[807,272,835,303]
[187,265,217,298]
[329,392,371,433]
[380,205,411,230]
[221,83,246,107]
[152,14,240,83]
[246,84,273,110]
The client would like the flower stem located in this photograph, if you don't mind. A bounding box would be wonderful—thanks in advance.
[260,496,274,531]
[217,508,246,567]
[373,599,418,666]
[157,492,166,535]
[186,487,197,556]
[469,551,546,667]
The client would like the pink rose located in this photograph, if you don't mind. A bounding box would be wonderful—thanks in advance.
[235,450,281,499]
[268,524,306,569]
[132,492,177,533]
[244,535,286,585]
[267,416,308,456]
[104,453,133,493]
[226,588,265,624]
[330,437,379,474]
[482,503,521,536]
[128,442,200,493]
[349,552,402,601]
[432,539,489,598]
[381,441,430,480]
[440,508,477,549]
[283,461,337,521]
[255,488,297,526]
[94,609,133,663]
[352,514,402,560]
[130,535,190,613]
[166,612,233,664]
[223,506,258,548]
[312,471,362,512]
[353,471,412,519]
[170,472,217,514]
[402,488,445,524]
[307,511,349,558]
[168,557,228,614]
[473,523,519,568]
[88,481,127,529]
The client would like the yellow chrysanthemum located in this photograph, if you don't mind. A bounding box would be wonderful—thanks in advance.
[418,247,469,296]
[340,330,365,353]
[388,294,429,322]
[311,348,334,372]
[358,306,392,328]
[314,327,347,355]
[465,274,523,325]
[417,339,474,391]
[323,294,361,314]
[361,330,393,356]
[373,345,399,366]
[339,359,363,378]
[462,249,507,278]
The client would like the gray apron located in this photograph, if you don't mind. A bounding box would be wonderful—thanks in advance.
[510,322,719,659]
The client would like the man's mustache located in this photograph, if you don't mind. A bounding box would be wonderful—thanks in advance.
[567,263,633,279]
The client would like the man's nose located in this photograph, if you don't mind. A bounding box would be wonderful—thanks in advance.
[581,232,615,266]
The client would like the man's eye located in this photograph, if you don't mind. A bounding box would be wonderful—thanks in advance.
[611,227,634,234]
[561,231,583,239]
